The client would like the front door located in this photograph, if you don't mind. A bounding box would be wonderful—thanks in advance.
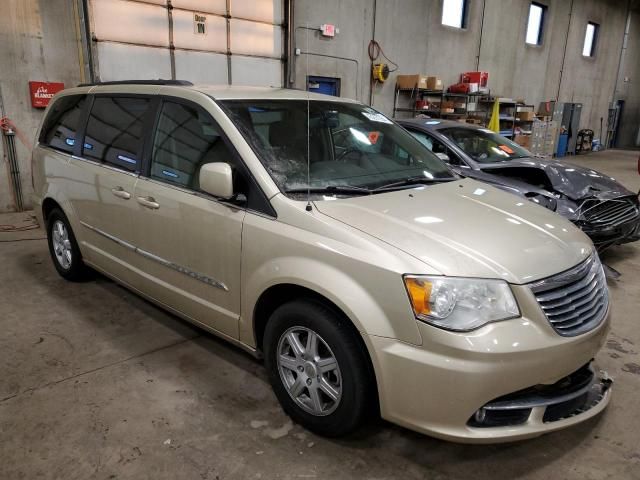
[130,99,245,338]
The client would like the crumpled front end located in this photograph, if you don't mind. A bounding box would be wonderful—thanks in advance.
[475,159,640,249]
[571,194,640,249]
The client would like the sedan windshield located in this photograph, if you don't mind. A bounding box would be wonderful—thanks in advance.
[440,127,532,163]
[219,99,455,196]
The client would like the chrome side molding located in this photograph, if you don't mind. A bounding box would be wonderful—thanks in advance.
[80,222,229,292]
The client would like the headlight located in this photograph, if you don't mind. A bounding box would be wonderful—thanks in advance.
[526,193,557,211]
[403,276,520,332]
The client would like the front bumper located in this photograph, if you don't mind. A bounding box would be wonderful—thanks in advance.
[578,211,640,248]
[365,288,611,443]
[582,220,640,247]
[468,363,611,428]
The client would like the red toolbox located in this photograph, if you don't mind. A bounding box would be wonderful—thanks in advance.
[461,71,489,87]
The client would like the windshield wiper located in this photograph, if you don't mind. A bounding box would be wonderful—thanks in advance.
[284,185,372,195]
[373,176,455,191]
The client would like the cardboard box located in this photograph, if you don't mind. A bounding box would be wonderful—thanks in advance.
[396,74,429,90]
[514,134,531,148]
[441,100,455,109]
[517,111,535,121]
[426,76,443,90]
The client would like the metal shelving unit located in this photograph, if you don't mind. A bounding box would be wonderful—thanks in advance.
[478,98,517,137]
[392,86,489,120]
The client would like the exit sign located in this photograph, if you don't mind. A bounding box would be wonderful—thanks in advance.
[320,24,336,37]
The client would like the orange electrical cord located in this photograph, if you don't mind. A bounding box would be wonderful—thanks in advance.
[0,116,33,150]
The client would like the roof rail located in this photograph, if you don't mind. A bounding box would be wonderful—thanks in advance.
[77,80,194,87]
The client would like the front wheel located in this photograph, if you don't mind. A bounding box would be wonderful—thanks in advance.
[264,299,375,437]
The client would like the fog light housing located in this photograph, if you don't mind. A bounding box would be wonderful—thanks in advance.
[467,408,532,428]
[474,408,487,424]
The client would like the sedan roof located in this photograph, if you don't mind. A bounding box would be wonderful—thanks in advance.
[397,118,484,132]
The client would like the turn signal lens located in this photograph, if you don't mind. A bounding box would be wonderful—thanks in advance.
[404,277,432,317]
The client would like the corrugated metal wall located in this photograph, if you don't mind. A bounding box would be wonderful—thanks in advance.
[87,0,284,85]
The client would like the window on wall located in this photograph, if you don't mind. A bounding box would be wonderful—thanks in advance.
[442,0,467,29]
[525,2,546,45]
[582,22,599,57]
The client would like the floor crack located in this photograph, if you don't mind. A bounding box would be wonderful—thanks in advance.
[0,335,199,404]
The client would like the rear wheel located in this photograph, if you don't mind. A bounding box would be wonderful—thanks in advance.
[264,299,374,437]
[46,208,89,281]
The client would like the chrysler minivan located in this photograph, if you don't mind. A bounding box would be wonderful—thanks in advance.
[32,81,612,443]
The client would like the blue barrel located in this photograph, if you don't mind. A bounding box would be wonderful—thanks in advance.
[556,133,569,157]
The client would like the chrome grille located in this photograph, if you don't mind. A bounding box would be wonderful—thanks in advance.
[529,254,609,337]
[581,198,639,228]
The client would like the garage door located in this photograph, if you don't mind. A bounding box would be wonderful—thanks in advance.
[87,0,284,86]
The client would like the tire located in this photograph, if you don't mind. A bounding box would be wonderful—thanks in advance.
[46,208,89,281]
[264,298,375,437]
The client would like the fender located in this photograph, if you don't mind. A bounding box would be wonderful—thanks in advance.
[239,255,423,348]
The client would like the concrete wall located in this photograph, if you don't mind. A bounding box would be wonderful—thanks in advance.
[0,0,82,212]
[0,0,636,212]
[614,0,640,149]
[291,0,632,142]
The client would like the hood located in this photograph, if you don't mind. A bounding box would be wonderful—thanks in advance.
[456,167,549,198]
[314,179,593,284]
[479,158,634,201]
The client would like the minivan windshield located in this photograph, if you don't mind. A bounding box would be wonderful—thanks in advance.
[439,127,532,163]
[220,100,455,196]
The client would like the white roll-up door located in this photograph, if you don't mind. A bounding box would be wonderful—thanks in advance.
[87,0,284,86]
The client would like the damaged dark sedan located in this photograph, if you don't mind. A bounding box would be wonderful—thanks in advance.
[398,118,640,250]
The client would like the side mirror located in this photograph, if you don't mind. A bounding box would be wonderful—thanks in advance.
[435,152,450,162]
[199,163,234,199]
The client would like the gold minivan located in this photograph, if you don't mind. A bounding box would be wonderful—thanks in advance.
[32,81,612,443]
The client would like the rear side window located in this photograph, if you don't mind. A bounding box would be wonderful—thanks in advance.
[40,95,86,154]
[151,101,238,191]
[83,96,151,171]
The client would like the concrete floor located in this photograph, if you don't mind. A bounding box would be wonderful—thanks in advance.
[1,149,640,480]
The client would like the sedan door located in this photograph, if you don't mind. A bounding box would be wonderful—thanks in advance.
[130,99,245,339]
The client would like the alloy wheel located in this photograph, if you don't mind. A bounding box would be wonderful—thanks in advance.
[276,326,342,416]
[51,220,72,270]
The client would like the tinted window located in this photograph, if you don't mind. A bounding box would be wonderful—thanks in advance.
[151,101,240,192]
[40,95,86,153]
[83,97,150,171]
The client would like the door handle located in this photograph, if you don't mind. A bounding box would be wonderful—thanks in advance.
[111,187,131,200]
[137,196,160,209]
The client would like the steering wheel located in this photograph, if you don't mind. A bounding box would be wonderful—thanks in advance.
[336,148,363,162]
